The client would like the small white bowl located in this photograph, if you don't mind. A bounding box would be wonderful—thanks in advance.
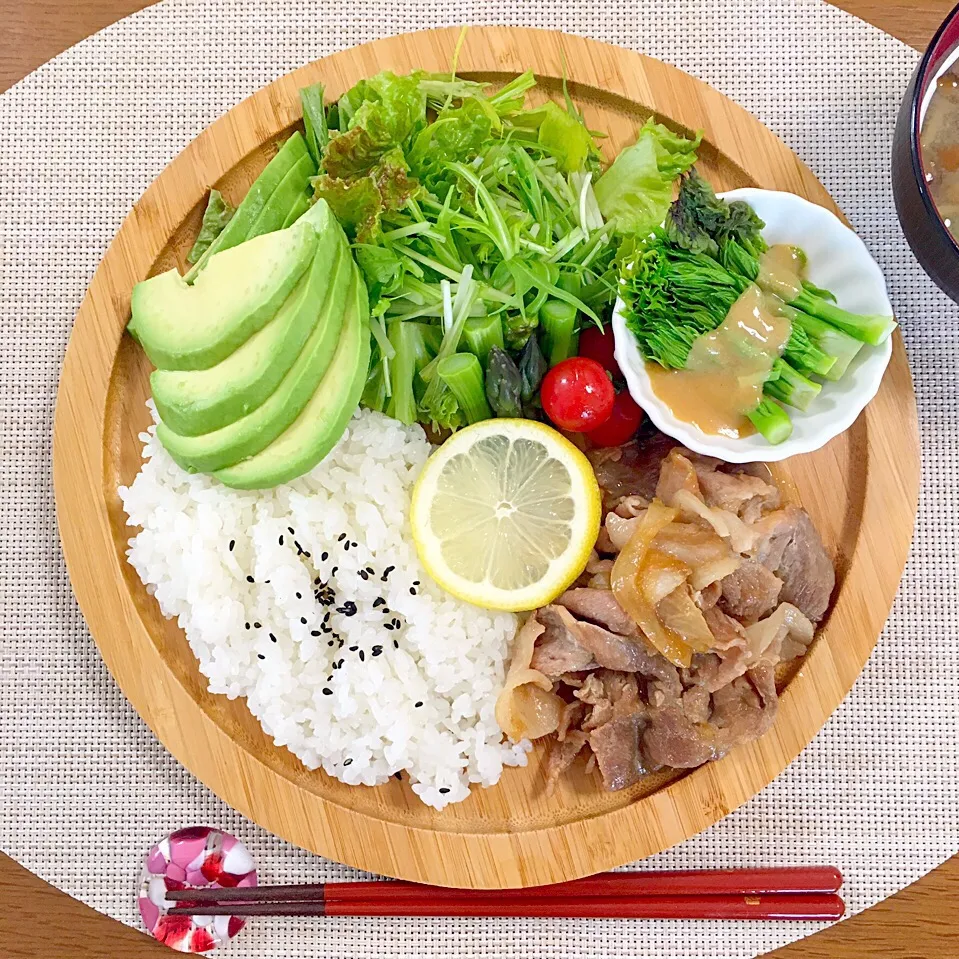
[611,188,894,463]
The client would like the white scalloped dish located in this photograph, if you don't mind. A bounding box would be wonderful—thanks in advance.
[611,188,894,463]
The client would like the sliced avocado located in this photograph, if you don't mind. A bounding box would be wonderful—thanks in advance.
[151,215,347,435]
[245,152,314,239]
[215,268,371,490]
[185,132,311,281]
[129,220,316,371]
[156,239,354,473]
[281,193,311,228]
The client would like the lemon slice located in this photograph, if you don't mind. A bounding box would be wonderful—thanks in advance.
[411,419,601,611]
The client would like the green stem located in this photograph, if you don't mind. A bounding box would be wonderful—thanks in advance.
[746,397,792,445]
[463,315,505,369]
[785,307,864,381]
[437,354,492,424]
[539,299,579,366]
[385,321,419,425]
[789,288,896,346]
[763,359,821,412]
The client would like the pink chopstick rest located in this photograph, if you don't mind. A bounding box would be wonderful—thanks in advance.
[138,827,257,952]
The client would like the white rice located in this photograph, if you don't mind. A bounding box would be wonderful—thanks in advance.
[118,404,529,809]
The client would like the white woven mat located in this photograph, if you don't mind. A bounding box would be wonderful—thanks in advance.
[0,0,952,956]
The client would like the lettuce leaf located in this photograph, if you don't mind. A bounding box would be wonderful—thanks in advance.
[186,190,235,264]
[407,98,494,192]
[312,148,419,242]
[521,100,596,173]
[326,71,427,176]
[594,119,701,234]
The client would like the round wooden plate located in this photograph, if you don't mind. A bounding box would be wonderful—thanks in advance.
[53,26,920,889]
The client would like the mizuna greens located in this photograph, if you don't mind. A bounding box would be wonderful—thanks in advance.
[297,70,701,430]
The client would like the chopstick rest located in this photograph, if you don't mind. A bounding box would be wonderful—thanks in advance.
[138,827,257,952]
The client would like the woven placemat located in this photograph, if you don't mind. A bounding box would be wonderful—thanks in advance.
[0,0,952,956]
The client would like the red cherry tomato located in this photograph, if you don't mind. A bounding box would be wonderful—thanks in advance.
[577,323,620,378]
[541,357,615,432]
[586,390,644,447]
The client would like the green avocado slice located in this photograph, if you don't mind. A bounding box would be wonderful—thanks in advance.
[214,267,371,490]
[156,239,354,473]
[185,132,310,281]
[129,220,316,371]
[151,216,347,436]
[244,152,315,239]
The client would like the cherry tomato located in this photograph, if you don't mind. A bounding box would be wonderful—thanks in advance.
[586,390,644,447]
[541,357,615,432]
[577,323,620,378]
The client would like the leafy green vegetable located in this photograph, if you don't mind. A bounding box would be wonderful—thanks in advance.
[187,190,235,264]
[298,68,700,432]
[594,119,701,233]
[312,148,419,242]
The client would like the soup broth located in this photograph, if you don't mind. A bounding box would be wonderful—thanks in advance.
[920,68,959,237]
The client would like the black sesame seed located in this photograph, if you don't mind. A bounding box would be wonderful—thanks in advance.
[439,788,450,795]
[351,541,358,549]
[338,639,345,649]
[295,592,302,600]
[393,640,399,649]
[328,640,335,647]
[383,623,394,631]
[288,527,294,534]
[337,533,347,542]
[358,570,369,581]
[393,772,402,781]
[372,597,385,608]
[246,575,254,584]
[244,623,250,630]
[323,612,331,623]
[359,650,365,662]
[327,675,333,682]
[337,658,344,667]
[257,653,265,660]
[381,566,395,582]
[409,587,417,595]
[372,646,383,657]
[348,646,359,652]
[264,580,270,584]
[229,540,235,551]
[300,616,307,625]
[270,633,277,643]
[310,629,320,637]
[278,535,284,546]
[413,580,420,586]
[331,566,339,576]
[321,551,329,562]
[322,688,332,696]
[415,701,423,708]
[314,577,321,586]
[254,622,262,629]
[337,601,357,617]
[344,541,351,551]
[343,758,353,766]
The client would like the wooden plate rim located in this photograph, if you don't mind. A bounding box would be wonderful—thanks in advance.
[53,26,920,888]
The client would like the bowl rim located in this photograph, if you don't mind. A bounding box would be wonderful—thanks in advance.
[909,0,959,258]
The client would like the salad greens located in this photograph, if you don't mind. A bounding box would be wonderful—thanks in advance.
[187,190,236,264]
[621,171,895,444]
[298,69,700,430]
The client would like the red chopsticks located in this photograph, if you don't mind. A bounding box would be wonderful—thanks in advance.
[166,867,844,921]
